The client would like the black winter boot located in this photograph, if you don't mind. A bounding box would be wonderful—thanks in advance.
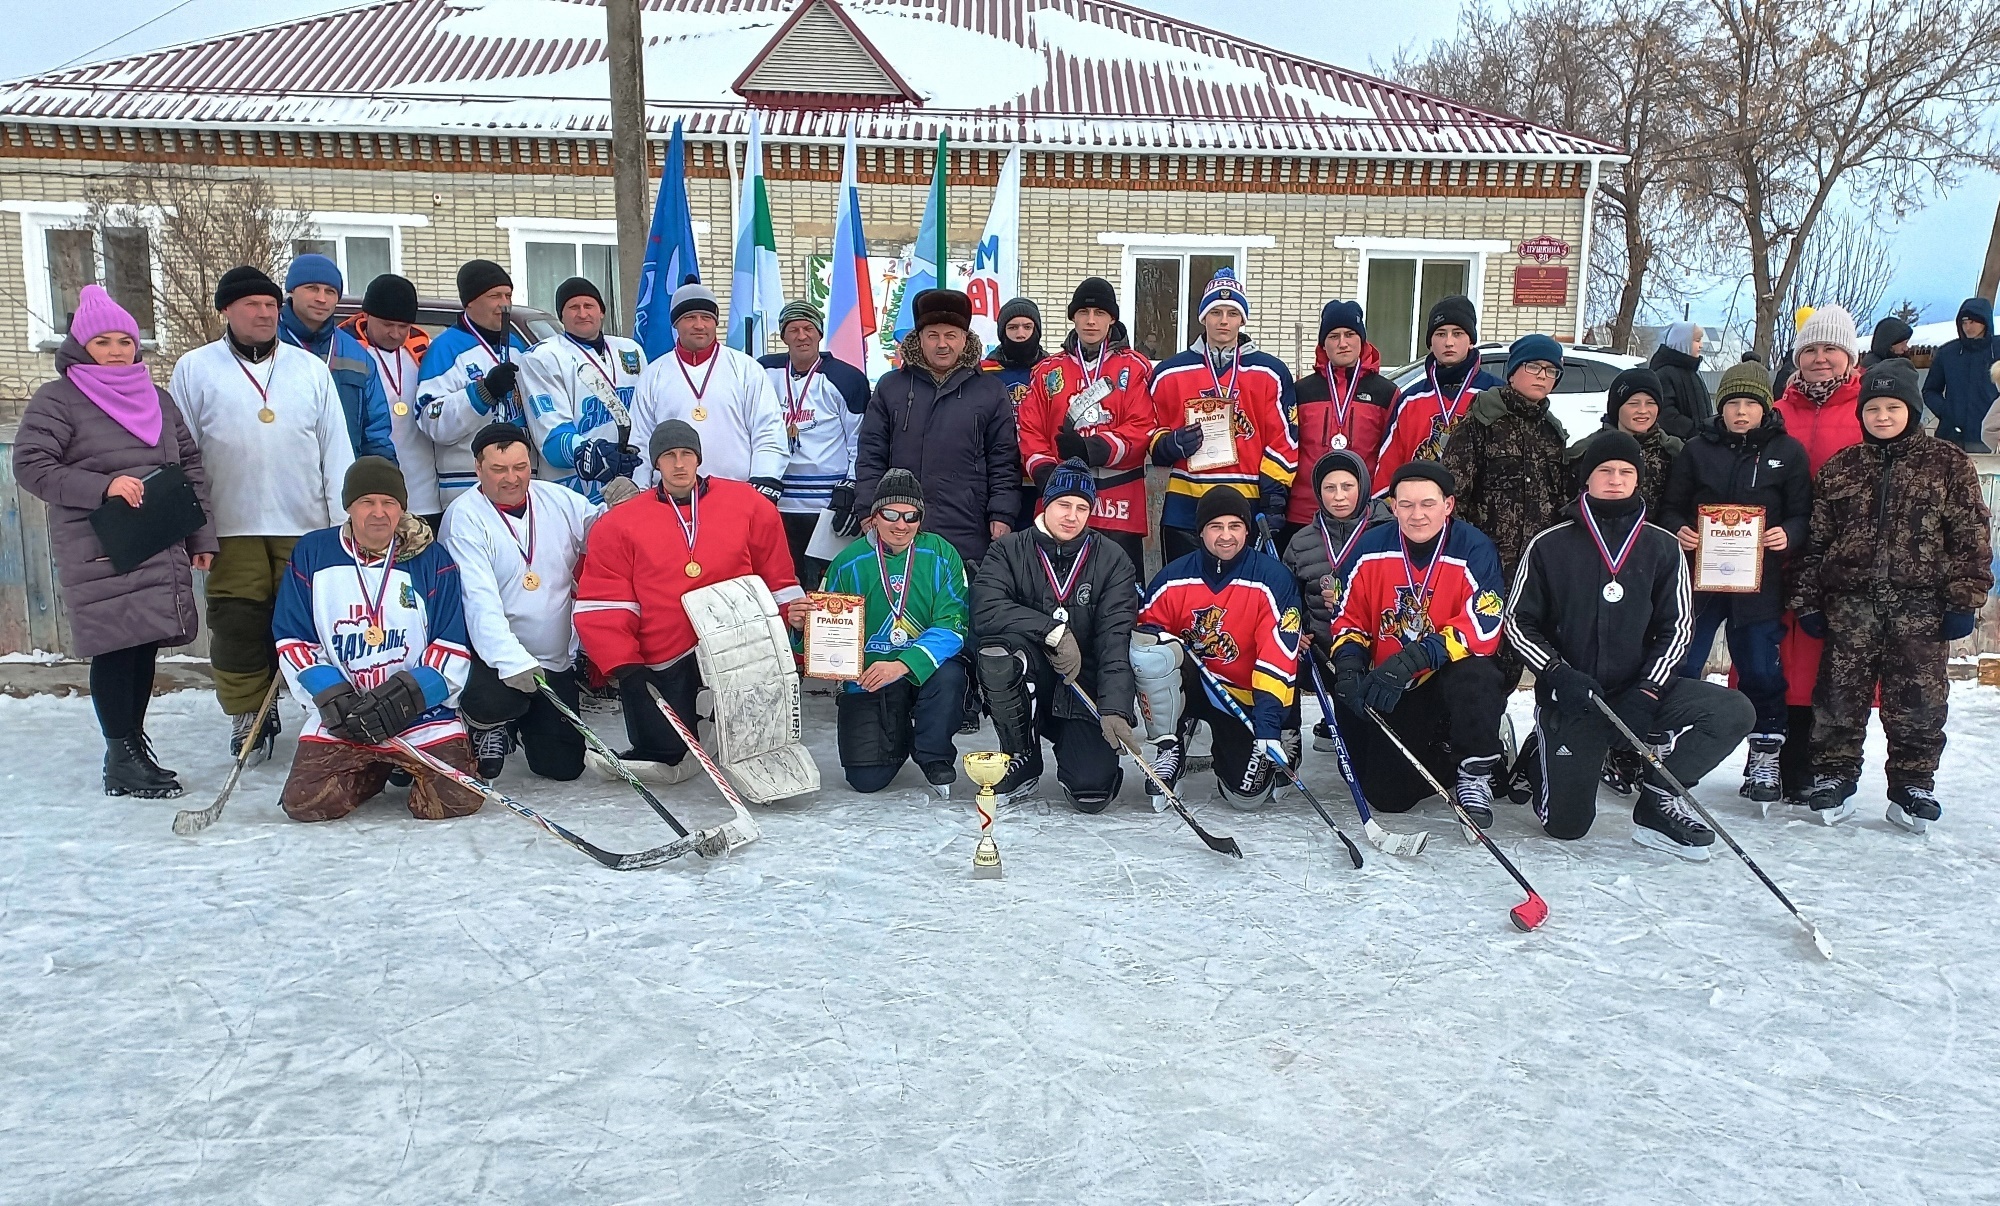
[105,734,184,798]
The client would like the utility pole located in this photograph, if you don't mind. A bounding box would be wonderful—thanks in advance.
[1979,193,2000,303]
[605,0,649,334]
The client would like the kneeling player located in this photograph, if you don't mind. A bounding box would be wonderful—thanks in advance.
[1506,433,1755,858]
[1136,486,1301,809]
[274,458,481,822]
[1327,462,1508,825]
[970,460,1140,811]
[792,470,970,794]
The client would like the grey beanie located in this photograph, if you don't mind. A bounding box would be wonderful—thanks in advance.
[872,468,924,516]
[648,419,702,465]
[669,278,720,325]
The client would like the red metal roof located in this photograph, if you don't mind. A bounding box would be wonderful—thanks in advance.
[0,0,1620,157]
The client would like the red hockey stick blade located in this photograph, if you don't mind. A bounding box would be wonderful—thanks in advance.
[1509,892,1550,932]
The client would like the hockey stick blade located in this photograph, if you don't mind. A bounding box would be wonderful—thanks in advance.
[1066,682,1241,858]
[391,738,720,868]
[1364,818,1430,857]
[1186,659,1361,867]
[1589,696,1831,959]
[172,676,284,837]
[644,683,765,852]
[1366,707,1547,929]
[1303,645,1427,857]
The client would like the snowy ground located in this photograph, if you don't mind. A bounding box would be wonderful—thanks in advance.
[4,684,1999,1204]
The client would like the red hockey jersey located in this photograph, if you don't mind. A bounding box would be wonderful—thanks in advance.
[1148,340,1297,532]
[1139,548,1302,735]
[1017,343,1156,534]
[1329,520,1507,682]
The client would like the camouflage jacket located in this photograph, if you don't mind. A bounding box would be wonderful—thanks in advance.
[1790,431,1994,613]
[1441,386,1571,580]
[1566,422,1683,512]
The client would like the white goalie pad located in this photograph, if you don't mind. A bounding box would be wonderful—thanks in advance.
[682,575,820,803]
[1130,632,1185,743]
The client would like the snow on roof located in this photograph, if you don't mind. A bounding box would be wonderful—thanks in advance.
[1910,319,1960,350]
[0,0,1621,156]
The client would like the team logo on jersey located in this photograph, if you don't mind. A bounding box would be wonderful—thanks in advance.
[1117,367,1130,389]
[1184,606,1241,663]
[1383,585,1438,643]
[399,582,418,610]
[579,396,613,434]
[620,349,642,374]
[1044,367,1065,395]
[1473,590,1503,619]
[1008,382,1030,408]
[1076,582,1092,606]
[1279,606,1301,634]
[466,363,485,381]
[1233,408,1256,440]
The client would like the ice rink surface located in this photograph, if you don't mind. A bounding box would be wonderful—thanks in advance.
[4,684,1997,1204]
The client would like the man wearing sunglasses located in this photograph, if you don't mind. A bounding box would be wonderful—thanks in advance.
[789,470,970,796]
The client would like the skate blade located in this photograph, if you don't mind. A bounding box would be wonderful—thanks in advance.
[1814,802,1854,826]
[930,782,952,801]
[1631,824,1712,861]
[1884,802,1930,835]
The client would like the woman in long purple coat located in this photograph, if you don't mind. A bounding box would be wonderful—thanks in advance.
[13,285,218,797]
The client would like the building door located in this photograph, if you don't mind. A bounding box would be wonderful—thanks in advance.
[1364,256,1471,365]
[1130,251,1238,361]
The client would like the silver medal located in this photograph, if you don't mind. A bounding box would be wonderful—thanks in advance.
[1051,606,1069,624]
[1330,433,1348,449]
[889,627,909,647]
[1601,581,1624,603]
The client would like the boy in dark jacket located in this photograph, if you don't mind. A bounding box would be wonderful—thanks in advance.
[970,461,1141,810]
[1506,432,1756,859]
[1920,297,1999,451]
[1280,448,1373,753]
[1647,321,1711,437]
[1567,366,1683,511]
[1286,301,1395,544]
[1792,360,1994,831]
[1660,359,1811,806]
[981,296,1048,532]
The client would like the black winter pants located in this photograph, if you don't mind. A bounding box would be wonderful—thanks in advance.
[978,634,1122,797]
[1178,658,1268,797]
[90,642,159,739]
[1525,678,1753,840]
[460,658,585,781]
[617,657,706,765]
[781,510,828,592]
[1346,655,1507,813]
[838,658,967,792]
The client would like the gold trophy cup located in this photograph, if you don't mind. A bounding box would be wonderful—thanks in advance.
[963,751,1009,880]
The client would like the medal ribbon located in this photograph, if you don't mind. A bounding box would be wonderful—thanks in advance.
[567,333,621,400]
[873,534,914,632]
[348,534,399,644]
[370,345,403,399]
[465,317,510,367]
[492,492,536,571]
[1206,343,1241,400]
[1328,361,1360,433]
[1073,344,1105,389]
[668,484,700,562]
[233,352,274,404]
[1317,514,1369,579]
[677,347,720,400]
[1397,520,1450,639]
[1579,492,1647,581]
[1037,535,1095,608]
[1426,360,1477,429]
[784,361,821,451]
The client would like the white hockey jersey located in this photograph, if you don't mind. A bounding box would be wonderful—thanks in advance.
[361,340,443,517]
[758,351,873,514]
[441,480,601,677]
[628,344,787,487]
[519,332,646,504]
[415,319,533,506]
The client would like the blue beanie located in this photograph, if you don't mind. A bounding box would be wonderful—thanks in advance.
[1197,267,1249,323]
[285,253,344,294]
[1506,333,1564,383]
[1319,300,1364,344]
[1042,457,1097,507]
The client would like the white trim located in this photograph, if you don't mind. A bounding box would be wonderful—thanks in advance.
[1575,157,1601,344]
[3,201,167,350]
[497,217,618,235]
[306,211,430,229]
[1332,237,1511,253]
[1097,232,1277,249]
[1339,238,1501,366]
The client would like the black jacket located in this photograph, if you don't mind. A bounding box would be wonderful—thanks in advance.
[855,331,1022,566]
[1280,448,1375,645]
[1659,410,1812,624]
[970,522,1139,722]
[1505,497,1693,698]
[1647,344,1712,438]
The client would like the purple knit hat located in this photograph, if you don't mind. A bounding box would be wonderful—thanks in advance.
[70,284,140,344]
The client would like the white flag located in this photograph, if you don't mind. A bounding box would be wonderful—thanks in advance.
[966,148,1022,355]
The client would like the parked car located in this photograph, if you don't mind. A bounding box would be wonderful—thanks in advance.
[330,297,561,363]
[1386,343,1644,441]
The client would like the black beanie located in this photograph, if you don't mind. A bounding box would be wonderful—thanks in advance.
[1858,358,1923,423]
[342,455,408,509]
[1576,430,1647,485]
[214,265,282,311]
[456,259,513,306]
[554,276,604,315]
[1311,448,1370,497]
[1195,485,1254,531]
[1389,460,1457,498]
[361,273,419,324]
[999,296,1042,335]
[1605,366,1665,427]
[1424,294,1478,344]
[471,422,533,462]
[1068,277,1119,320]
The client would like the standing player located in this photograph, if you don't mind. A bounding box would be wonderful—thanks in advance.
[760,299,871,584]
[1372,295,1502,486]
[628,279,787,499]
[518,276,646,504]
[417,260,532,506]
[980,297,1047,532]
[1286,300,1395,545]
[341,273,441,529]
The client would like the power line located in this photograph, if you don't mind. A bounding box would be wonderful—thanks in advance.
[50,0,205,72]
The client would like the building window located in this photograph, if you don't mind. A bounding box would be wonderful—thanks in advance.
[281,211,426,297]
[1101,234,1276,362]
[1364,257,1471,366]
[498,218,622,334]
[2,201,160,348]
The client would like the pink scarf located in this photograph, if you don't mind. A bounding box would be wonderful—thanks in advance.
[68,362,163,447]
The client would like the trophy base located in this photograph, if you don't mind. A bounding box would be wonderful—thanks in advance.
[971,836,1003,880]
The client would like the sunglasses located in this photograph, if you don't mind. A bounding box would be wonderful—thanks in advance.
[875,508,922,524]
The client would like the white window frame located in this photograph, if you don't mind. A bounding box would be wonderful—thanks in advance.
[2,200,169,351]
[1334,237,1511,362]
[1100,233,1276,356]
[282,210,428,287]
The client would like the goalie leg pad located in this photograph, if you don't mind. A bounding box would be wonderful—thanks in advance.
[1130,633,1185,743]
[681,575,819,802]
[976,641,1038,756]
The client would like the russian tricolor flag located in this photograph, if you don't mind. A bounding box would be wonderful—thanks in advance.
[826,125,876,370]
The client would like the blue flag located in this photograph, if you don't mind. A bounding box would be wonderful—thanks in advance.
[633,120,700,360]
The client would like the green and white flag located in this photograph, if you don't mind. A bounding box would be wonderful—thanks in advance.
[728,111,784,354]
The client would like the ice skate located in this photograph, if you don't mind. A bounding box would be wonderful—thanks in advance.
[1806,774,1857,825]
[1631,784,1714,861]
[1312,719,1336,753]
[1740,733,1783,812]
[228,708,281,764]
[920,760,957,799]
[1885,783,1941,834]
[1143,738,1185,805]
[990,750,1042,803]
[471,723,511,781]
[1454,753,1503,831]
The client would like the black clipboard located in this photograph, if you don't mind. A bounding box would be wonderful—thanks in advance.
[88,463,207,575]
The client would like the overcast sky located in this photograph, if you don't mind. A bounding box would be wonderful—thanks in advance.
[5,0,1989,327]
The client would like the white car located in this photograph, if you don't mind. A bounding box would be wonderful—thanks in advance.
[1386,344,1644,446]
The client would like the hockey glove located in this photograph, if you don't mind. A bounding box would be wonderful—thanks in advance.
[312,681,364,742]
[601,477,642,507]
[1258,475,1290,523]
[1538,660,1602,718]
[1256,737,1292,773]
[1944,610,1977,641]
[1360,643,1432,715]
[478,361,519,406]
[1048,628,1084,683]
[828,480,861,537]
[1099,712,1136,752]
[1030,461,1056,492]
[343,671,430,745]
[573,439,642,484]
[1151,422,1205,467]
[502,668,541,694]
[750,478,785,505]
[1056,427,1089,462]
[1794,611,1827,640]
[1612,683,1667,745]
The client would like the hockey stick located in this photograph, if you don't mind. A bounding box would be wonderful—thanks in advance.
[1590,694,1833,959]
[391,737,724,868]
[1187,657,1363,868]
[1364,706,1550,931]
[172,676,283,836]
[1301,646,1428,856]
[536,675,755,853]
[643,681,765,846]
[1064,682,1241,858]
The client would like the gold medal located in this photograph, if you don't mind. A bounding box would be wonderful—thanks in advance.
[786,422,800,442]
[258,407,276,424]
[522,570,541,591]
[685,561,702,578]
[691,406,708,422]
[393,401,410,417]
[364,624,386,647]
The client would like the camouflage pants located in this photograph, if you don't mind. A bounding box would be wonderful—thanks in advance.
[280,735,483,822]
[1809,592,1948,787]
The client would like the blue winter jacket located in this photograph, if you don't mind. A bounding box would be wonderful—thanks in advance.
[1921,297,1999,447]
[279,302,398,462]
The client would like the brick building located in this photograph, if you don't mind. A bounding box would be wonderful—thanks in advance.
[0,0,1619,416]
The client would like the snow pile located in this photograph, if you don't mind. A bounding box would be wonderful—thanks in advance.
[4,684,1998,1201]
